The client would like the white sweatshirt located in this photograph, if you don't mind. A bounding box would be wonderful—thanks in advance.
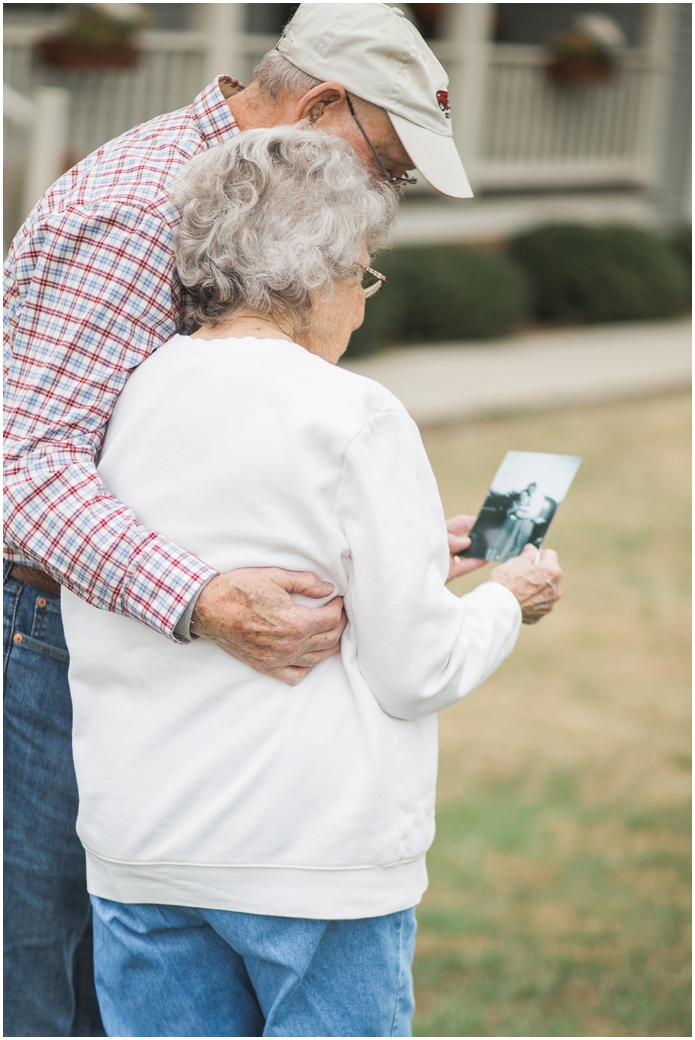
[62,336,521,919]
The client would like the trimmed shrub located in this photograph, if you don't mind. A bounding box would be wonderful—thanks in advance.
[348,244,532,356]
[670,224,692,275]
[509,223,690,325]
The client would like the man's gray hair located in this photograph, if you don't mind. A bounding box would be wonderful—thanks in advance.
[170,125,397,330]
[253,50,382,120]
[253,50,321,99]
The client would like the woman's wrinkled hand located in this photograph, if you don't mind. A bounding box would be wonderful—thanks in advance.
[489,545,563,624]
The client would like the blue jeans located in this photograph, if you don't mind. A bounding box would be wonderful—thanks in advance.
[3,563,105,1036]
[92,896,416,1037]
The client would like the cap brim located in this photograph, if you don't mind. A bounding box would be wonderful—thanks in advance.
[389,113,473,199]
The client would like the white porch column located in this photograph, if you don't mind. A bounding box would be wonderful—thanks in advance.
[443,3,494,192]
[645,3,692,225]
[23,87,70,216]
[634,4,677,190]
[197,4,247,85]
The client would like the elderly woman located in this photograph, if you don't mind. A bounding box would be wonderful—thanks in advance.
[61,126,560,1038]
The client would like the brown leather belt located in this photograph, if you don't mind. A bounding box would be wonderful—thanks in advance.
[9,564,61,597]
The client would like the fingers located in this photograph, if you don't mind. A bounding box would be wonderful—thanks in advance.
[535,548,562,586]
[289,641,342,668]
[292,599,346,639]
[212,601,345,665]
[447,514,486,582]
[211,635,341,673]
[446,514,476,537]
[522,544,560,566]
[521,591,561,624]
[518,544,561,578]
[489,544,563,626]
[449,533,471,550]
[269,568,336,599]
[520,543,539,560]
[447,556,487,582]
[273,664,312,686]
[192,567,347,676]
[448,537,471,559]
[216,637,339,682]
[539,548,562,578]
[288,620,345,660]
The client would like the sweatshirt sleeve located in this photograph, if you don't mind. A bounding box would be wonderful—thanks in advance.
[333,409,522,721]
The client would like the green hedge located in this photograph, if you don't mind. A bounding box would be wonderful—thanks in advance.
[346,225,690,359]
[670,224,692,275]
[348,244,532,356]
[509,223,690,325]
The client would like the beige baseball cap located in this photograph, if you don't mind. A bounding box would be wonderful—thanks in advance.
[276,3,473,198]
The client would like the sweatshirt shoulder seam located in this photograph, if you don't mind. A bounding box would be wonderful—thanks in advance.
[330,409,414,518]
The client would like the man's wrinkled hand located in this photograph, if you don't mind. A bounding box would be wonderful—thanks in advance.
[446,514,487,582]
[489,545,562,624]
[191,568,346,685]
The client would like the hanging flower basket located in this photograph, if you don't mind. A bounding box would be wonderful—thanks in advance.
[410,4,446,39]
[36,4,149,72]
[546,16,625,87]
[37,37,139,70]
[547,56,614,85]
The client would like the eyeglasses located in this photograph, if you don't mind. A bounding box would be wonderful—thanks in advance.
[356,262,387,299]
[346,94,418,189]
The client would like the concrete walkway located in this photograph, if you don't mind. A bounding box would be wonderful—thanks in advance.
[343,319,692,426]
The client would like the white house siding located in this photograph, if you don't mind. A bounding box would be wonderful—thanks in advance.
[3,3,691,247]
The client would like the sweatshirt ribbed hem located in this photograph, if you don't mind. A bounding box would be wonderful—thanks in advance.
[85,851,428,920]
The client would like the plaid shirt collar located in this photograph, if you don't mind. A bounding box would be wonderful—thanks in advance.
[191,75,245,146]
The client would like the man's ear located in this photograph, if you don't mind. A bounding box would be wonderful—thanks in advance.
[293,82,347,124]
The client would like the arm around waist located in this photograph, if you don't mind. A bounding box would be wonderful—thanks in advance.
[4,203,216,638]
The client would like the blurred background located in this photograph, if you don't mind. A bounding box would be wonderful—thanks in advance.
[4,4,691,1036]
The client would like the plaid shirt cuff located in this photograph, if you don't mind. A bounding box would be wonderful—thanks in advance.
[172,574,216,642]
[116,536,219,642]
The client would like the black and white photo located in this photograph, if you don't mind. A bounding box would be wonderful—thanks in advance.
[462,451,582,562]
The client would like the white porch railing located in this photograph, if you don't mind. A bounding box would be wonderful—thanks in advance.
[4,28,212,163]
[3,23,282,160]
[3,4,672,239]
[475,45,660,189]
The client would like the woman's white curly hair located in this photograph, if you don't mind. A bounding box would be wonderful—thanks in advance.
[170,124,398,331]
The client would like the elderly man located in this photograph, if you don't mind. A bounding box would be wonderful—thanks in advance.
[3,4,561,1036]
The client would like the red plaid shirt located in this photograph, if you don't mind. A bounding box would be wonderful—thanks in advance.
[4,78,241,639]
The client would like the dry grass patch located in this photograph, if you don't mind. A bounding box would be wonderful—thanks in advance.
[412,392,691,1037]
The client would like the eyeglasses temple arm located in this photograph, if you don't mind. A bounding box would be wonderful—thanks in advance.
[345,94,417,187]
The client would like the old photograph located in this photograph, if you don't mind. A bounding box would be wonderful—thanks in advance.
[463,451,582,561]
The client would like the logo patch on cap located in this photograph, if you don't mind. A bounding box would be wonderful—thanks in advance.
[436,90,451,119]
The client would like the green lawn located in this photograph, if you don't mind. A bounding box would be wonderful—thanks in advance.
[413,391,691,1037]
